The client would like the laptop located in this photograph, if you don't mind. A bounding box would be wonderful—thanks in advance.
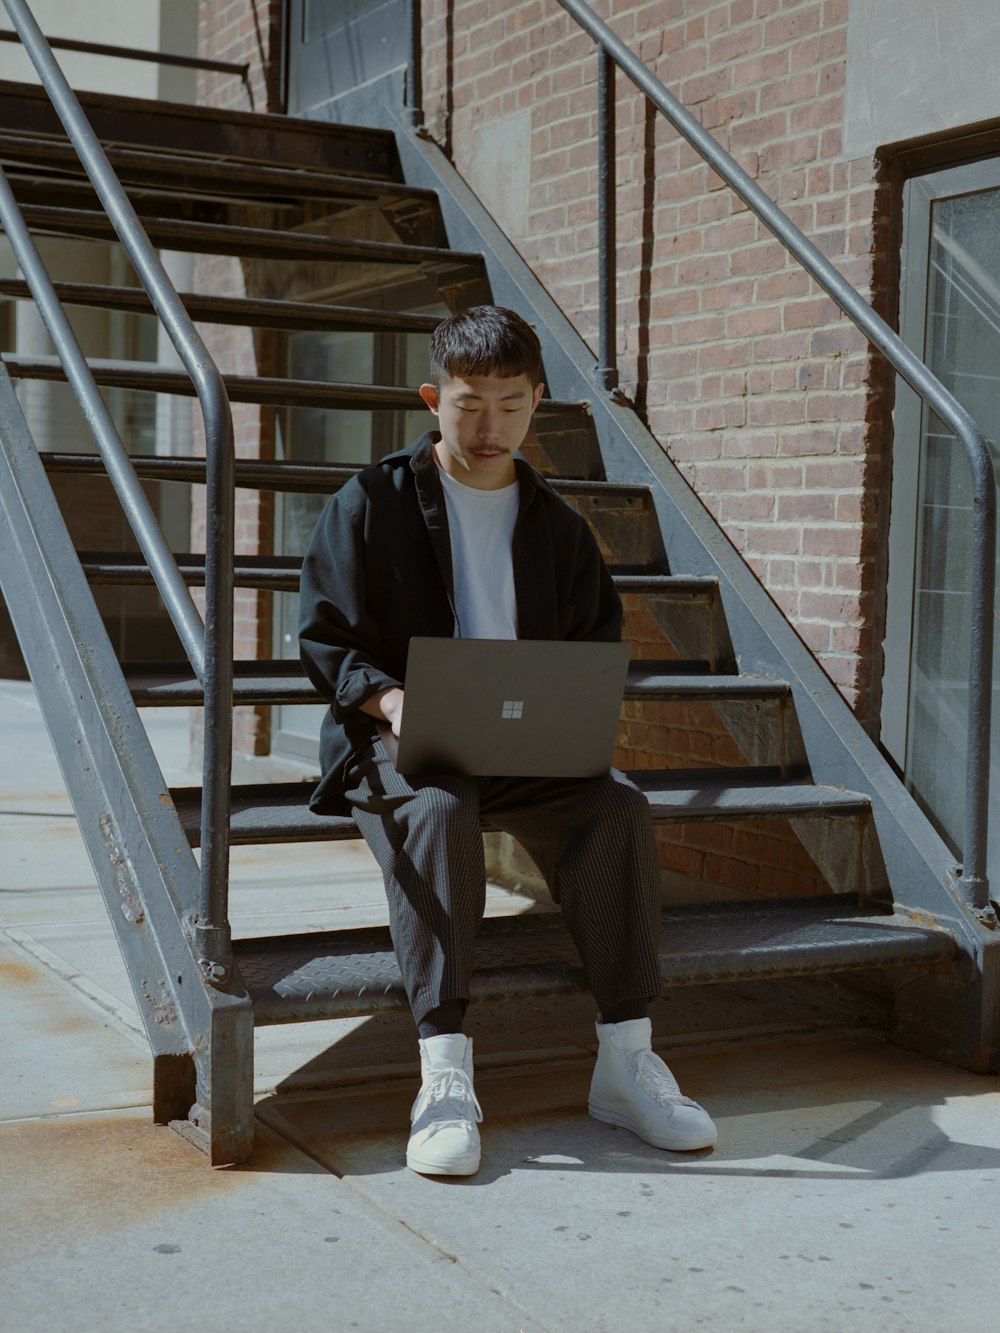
[379,637,631,778]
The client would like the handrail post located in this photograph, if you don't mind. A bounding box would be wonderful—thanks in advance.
[406,0,424,129]
[597,47,618,392]
[2,0,236,980]
[958,460,997,912]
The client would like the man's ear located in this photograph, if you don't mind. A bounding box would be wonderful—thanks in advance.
[532,382,545,412]
[418,383,440,413]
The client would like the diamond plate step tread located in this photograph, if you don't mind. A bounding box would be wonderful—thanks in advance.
[234,897,956,1025]
[124,658,781,706]
[169,771,869,847]
[0,83,404,181]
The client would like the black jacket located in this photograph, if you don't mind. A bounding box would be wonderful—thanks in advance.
[298,432,623,813]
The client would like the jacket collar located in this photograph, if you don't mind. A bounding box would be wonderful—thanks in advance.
[404,430,548,509]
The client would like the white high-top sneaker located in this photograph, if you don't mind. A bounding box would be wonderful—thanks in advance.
[407,1033,483,1176]
[589,1018,717,1151]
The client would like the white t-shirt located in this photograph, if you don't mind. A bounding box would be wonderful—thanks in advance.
[438,465,519,639]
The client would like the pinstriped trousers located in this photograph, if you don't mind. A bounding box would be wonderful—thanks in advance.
[343,739,663,1027]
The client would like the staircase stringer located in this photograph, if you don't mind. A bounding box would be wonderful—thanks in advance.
[389,118,1000,1061]
[0,365,254,1161]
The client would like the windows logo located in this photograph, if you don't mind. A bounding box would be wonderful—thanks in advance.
[501,699,524,720]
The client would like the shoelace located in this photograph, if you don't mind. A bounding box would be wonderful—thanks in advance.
[410,1066,484,1134]
[629,1048,702,1110]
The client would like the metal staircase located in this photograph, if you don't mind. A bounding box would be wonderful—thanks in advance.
[1,10,997,1165]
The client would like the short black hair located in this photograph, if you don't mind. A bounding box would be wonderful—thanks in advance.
[428,305,542,386]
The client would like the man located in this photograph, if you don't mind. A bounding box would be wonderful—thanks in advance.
[299,305,716,1175]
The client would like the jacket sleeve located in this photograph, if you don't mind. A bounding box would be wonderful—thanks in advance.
[298,481,402,718]
[566,515,623,643]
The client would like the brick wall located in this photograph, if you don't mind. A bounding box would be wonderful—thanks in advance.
[423,0,891,727]
[196,0,282,113]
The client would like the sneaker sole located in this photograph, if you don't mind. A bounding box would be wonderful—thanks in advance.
[589,1101,717,1152]
[406,1148,481,1177]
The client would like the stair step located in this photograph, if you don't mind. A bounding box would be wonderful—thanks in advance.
[0,82,404,180]
[18,203,480,268]
[629,769,867,818]
[170,770,868,847]
[124,658,776,706]
[234,897,955,1025]
[82,553,714,597]
[43,451,648,499]
[0,130,438,204]
[5,357,584,416]
[0,279,445,335]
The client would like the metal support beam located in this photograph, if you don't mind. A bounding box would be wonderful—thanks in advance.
[0,365,256,1162]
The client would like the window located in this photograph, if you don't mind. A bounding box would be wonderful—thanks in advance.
[884,160,1000,882]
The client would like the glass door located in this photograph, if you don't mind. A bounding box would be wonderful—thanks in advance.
[286,0,408,118]
[884,161,1000,880]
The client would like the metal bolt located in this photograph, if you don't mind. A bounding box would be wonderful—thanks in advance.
[199,958,230,987]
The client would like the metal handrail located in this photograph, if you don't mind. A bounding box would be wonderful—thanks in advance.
[564,0,997,909]
[404,0,995,908]
[0,0,237,978]
[0,28,250,79]
[0,27,254,108]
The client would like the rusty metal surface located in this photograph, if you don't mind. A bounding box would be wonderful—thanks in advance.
[0,129,429,200]
[1,280,443,334]
[236,898,955,1025]
[0,78,402,178]
[16,201,483,267]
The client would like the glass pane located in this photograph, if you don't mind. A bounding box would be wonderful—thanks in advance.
[276,330,375,749]
[297,0,407,109]
[906,187,1000,876]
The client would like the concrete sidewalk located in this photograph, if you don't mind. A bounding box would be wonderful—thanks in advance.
[3,677,1000,1333]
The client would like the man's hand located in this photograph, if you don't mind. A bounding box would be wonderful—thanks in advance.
[360,687,405,737]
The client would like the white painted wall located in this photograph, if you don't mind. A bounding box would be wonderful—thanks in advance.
[0,0,196,102]
[845,0,1000,158]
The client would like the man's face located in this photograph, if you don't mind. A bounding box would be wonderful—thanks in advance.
[419,371,544,490]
